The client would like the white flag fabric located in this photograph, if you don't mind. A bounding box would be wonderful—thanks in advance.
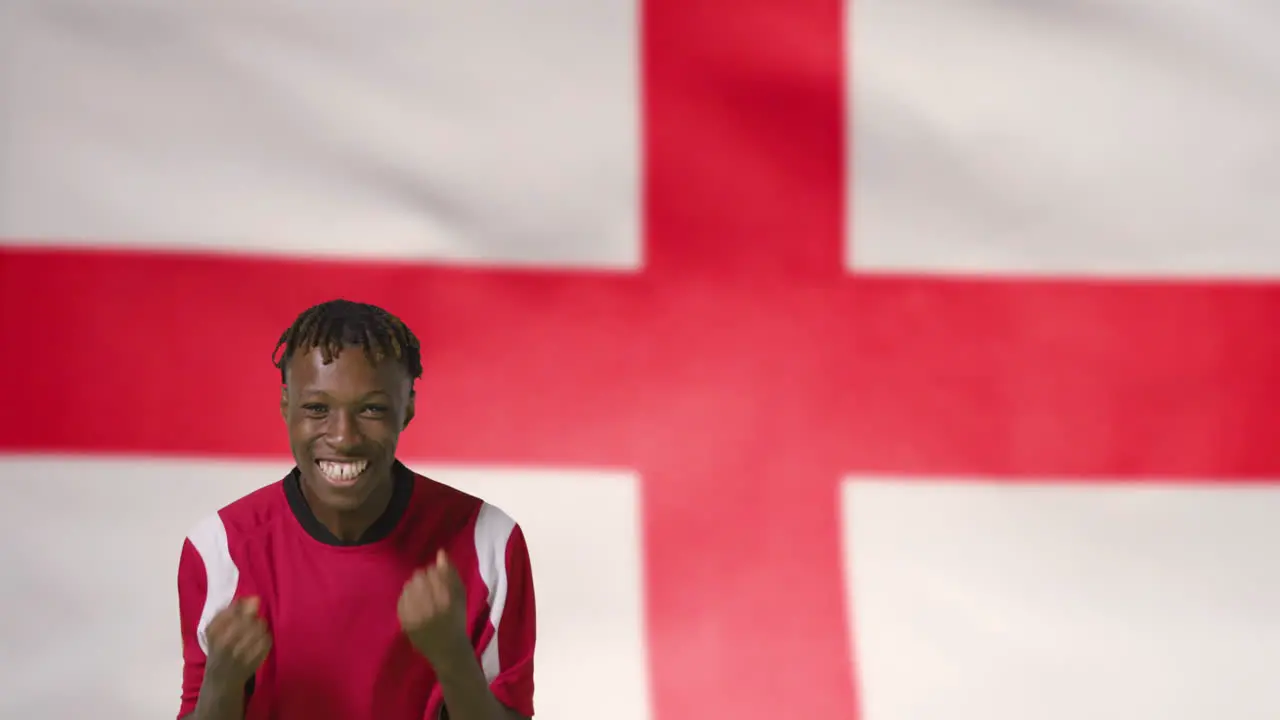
[2,1,1278,719]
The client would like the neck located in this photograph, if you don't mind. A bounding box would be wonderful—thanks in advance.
[304,471,395,543]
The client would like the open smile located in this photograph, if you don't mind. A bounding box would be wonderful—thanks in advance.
[316,459,371,487]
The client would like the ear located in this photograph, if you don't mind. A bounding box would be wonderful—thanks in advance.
[279,385,289,422]
[403,390,416,430]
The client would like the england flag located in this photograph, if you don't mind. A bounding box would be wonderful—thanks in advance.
[2,1,1279,719]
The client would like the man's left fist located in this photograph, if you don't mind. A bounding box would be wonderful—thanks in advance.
[398,549,470,665]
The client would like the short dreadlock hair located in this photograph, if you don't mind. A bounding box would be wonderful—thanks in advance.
[272,299,423,387]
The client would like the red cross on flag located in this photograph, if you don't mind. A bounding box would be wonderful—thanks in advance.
[2,1,1279,719]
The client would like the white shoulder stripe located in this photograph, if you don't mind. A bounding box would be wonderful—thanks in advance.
[473,502,517,682]
[187,512,239,656]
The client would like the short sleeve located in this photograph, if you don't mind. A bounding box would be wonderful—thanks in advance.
[177,538,209,719]
[486,523,536,717]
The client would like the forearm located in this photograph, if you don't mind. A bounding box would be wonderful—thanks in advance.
[184,677,246,720]
[434,653,522,720]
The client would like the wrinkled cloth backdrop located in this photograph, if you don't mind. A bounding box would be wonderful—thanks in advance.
[2,1,1279,719]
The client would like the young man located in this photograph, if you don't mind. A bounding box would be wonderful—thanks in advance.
[176,299,535,720]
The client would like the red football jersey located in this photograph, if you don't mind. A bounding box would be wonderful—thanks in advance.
[176,462,536,719]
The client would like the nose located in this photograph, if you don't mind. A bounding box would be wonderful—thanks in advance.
[325,409,363,451]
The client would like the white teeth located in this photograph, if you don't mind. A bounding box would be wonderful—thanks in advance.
[318,460,368,482]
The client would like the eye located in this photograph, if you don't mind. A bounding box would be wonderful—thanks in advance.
[362,404,389,417]
[301,403,328,417]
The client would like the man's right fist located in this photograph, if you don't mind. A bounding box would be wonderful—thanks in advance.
[203,597,272,686]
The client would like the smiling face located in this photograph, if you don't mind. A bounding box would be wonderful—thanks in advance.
[281,345,415,516]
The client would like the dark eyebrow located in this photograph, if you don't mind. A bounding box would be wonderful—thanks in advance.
[295,389,390,398]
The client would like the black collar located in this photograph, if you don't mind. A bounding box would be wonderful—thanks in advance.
[284,460,414,546]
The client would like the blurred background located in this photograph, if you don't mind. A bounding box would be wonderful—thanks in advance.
[2,1,1279,719]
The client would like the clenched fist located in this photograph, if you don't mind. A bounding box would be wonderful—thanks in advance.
[398,549,469,666]
[204,597,272,687]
